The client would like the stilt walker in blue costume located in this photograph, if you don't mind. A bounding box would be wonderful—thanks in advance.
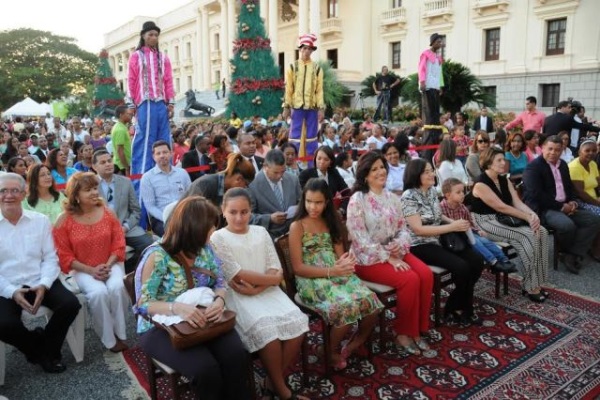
[126,21,175,188]
[283,33,324,164]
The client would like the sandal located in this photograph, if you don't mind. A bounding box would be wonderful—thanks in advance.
[396,337,420,355]
[414,338,430,352]
[522,290,545,303]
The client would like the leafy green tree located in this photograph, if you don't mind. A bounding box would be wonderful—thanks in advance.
[319,60,352,117]
[0,28,96,110]
[226,0,284,119]
[400,60,495,117]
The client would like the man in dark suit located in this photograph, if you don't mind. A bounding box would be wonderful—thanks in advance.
[238,133,264,175]
[473,107,494,134]
[181,135,211,181]
[523,135,600,273]
[249,149,301,238]
[543,100,599,145]
[33,135,51,163]
[92,149,154,272]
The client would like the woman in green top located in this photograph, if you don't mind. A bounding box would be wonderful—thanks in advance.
[22,164,66,225]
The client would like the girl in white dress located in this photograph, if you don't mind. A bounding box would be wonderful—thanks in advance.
[211,188,309,400]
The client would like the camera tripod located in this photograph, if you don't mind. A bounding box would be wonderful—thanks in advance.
[354,93,366,114]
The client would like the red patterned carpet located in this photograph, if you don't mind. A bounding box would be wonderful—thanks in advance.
[122,272,600,399]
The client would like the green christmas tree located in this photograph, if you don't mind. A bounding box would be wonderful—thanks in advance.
[226,0,284,119]
[92,49,124,118]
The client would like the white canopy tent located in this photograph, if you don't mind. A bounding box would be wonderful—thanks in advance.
[2,98,52,117]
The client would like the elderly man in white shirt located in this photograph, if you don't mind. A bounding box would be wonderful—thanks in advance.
[0,173,81,373]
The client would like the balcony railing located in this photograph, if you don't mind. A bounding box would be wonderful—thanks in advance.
[423,0,453,17]
[473,0,510,14]
[320,17,342,35]
[381,8,407,27]
[210,50,221,61]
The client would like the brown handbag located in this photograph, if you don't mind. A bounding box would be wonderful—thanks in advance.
[153,254,236,350]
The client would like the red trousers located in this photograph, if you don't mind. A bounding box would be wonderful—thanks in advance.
[355,253,433,337]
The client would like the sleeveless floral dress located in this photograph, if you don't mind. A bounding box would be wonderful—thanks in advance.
[295,232,383,327]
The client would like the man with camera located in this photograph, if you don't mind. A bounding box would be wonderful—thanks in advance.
[373,66,400,123]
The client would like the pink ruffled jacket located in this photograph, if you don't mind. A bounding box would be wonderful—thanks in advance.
[126,47,175,107]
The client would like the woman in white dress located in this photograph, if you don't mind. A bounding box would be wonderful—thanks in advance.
[211,188,309,400]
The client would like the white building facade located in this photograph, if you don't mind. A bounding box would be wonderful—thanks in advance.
[104,0,600,115]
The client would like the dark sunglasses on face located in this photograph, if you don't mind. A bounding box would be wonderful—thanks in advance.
[477,139,489,143]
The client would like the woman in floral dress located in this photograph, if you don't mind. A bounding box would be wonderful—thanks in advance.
[290,178,382,370]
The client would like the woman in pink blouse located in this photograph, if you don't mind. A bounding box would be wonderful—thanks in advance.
[346,152,433,355]
[53,172,129,352]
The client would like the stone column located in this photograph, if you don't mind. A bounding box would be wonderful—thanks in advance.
[195,8,203,90]
[260,0,268,23]
[309,0,320,61]
[227,0,236,62]
[220,0,230,80]
[268,0,278,58]
[201,6,211,91]
[298,0,308,35]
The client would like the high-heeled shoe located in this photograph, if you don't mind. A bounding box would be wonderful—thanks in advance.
[522,289,546,303]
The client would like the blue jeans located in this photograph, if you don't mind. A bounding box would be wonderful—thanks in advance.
[472,233,509,264]
[374,90,391,121]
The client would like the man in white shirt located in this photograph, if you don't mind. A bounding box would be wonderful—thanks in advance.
[0,173,81,373]
[48,117,70,143]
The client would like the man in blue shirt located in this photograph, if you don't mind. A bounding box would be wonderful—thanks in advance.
[140,141,191,236]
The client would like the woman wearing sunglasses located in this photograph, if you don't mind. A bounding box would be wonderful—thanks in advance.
[466,131,490,182]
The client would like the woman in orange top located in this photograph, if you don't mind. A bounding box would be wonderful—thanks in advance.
[53,172,129,353]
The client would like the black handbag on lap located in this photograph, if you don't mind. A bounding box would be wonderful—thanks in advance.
[439,232,470,253]
[496,213,527,227]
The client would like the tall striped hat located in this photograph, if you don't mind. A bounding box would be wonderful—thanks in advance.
[298,33,317,50]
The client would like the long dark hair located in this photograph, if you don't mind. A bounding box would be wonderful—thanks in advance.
[27,164,60,207]
[294,178,344,244]
[352,151,388,194]
[313,145,336,172]
[136,34,163,76]
[46,148,63,171]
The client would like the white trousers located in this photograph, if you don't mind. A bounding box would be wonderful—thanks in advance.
[74,263,129,349]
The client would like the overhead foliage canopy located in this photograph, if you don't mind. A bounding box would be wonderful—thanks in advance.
[0,28,97,110]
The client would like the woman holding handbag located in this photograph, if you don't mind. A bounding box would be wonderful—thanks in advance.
[401,158,485,326]
[134,196,251,400]
[470,147,550,303]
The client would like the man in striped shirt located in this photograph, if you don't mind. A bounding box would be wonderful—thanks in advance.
[126,21,175,187]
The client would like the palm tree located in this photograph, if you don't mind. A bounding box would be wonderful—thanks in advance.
[400,60,495,117]
[318,60,352,117]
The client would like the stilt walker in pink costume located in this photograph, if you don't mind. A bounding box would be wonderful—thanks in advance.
[283,34,324,163]
[126,21,175,186]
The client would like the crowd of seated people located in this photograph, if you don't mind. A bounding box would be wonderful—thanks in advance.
[1,96,600,396]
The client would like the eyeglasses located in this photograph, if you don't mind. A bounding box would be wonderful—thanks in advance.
[477,139,490,144]
[0,188,23,196]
